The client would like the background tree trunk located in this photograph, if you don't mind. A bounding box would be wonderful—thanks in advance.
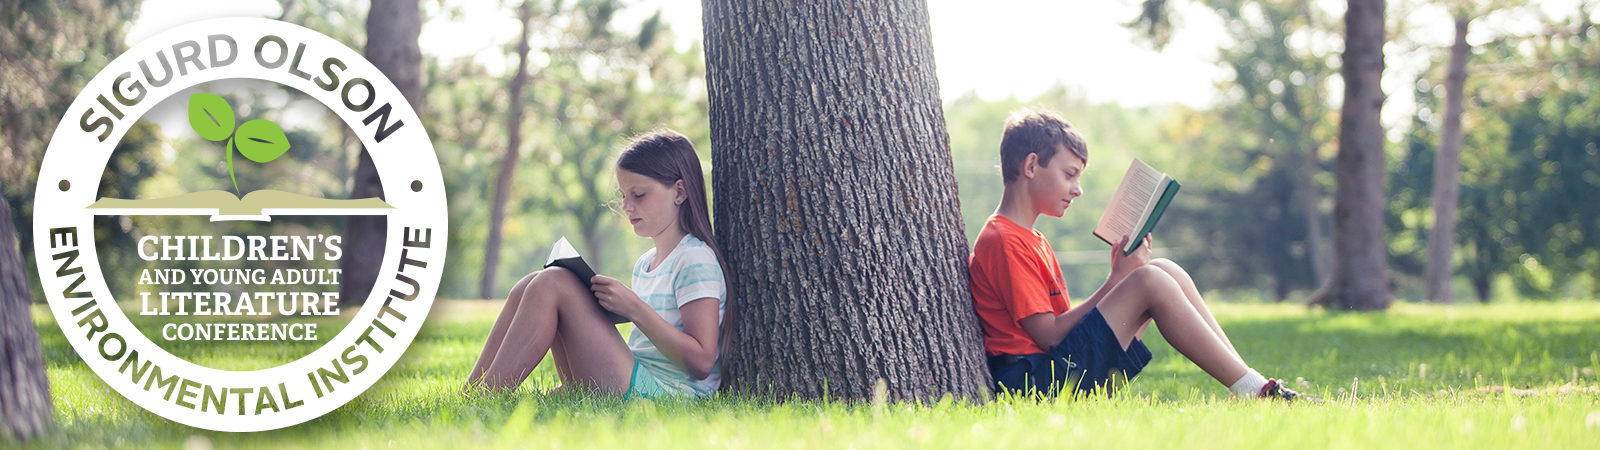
[702,0,991,401]
[1294,144,1331,287]
[1,181,52,440]
[1312,0,1392,310]
[1424,15,1470,304]
[481,1,535,300]
[344,0,423,306]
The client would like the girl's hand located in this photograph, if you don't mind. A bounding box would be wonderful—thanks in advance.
[1110,233,1153,281]
[590,275,646,320]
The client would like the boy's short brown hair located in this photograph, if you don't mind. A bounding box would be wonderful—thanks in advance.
[999,110,1088,183]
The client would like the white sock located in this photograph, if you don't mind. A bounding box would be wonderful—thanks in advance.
[1228,369,1267,397]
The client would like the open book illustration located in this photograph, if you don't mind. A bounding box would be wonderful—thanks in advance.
[545,237,628,324]
[1093,158,1181,256]
[85,190,393,222]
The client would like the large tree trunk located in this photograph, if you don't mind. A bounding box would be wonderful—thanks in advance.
[343,0,422,306]
[481,1,535,300]
[703,0,990,401]
[1424,16,1470,304]
[1312,0,1392,310]
[1,182,52,439]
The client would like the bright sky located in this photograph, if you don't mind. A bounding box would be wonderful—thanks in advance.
[401,0,1234,107]
[127,0,1596,116]
[936,1,1230,106]
[124,0,1228,108]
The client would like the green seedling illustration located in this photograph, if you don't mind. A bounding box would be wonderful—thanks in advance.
[187,93,291,194]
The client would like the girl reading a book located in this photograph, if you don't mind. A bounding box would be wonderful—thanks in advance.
[465,129,728,398]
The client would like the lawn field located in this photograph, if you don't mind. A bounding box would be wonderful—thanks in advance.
[16,300,1600,449]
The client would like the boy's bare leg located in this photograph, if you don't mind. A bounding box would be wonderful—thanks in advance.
[1097,265,1249,386]
[466,271,539,387]
[1148,258,1241,360]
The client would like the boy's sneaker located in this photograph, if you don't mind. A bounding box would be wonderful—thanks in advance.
[1258,378,1316,402]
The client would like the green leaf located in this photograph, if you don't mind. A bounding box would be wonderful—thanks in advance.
[187,93,235,141]
[235,119,291,163]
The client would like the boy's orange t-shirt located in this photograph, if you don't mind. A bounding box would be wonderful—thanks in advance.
[968,214,1070,356]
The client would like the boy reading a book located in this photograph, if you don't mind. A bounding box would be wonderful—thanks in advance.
[968,110,1308,400]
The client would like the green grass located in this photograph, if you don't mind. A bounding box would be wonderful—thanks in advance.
[17,300,1600,448]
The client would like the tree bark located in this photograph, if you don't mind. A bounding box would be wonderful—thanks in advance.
[1424,16,1470,304]
[1,181,52,439]
[1312,0,1392,310]
[343,0,422,306]
[481,1,535,300]
[703,0,991,401]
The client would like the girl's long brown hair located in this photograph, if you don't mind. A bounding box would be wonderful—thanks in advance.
[616,130,736,366]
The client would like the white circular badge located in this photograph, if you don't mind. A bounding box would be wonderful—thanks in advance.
[32,18,446,432]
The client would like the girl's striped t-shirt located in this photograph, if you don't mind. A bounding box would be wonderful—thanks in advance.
[627,234,726,396]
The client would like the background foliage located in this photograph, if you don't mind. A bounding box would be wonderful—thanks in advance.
[1,0,1595,305]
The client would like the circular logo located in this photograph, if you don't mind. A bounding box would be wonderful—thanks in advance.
[31,18,446,432]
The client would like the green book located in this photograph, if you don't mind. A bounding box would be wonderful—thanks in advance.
[1093,158,1181,255]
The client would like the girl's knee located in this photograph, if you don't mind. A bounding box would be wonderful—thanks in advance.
[505,271,541,300]
[524,269,586,303]
[514,271,540,289]
[535,268,585,289]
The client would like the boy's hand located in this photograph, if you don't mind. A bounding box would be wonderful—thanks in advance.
[1110,233,1153,281]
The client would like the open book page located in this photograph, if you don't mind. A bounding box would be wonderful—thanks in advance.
[545,237,581,266]
[543,237,597,289]
[84,189,392,222]
[1094,159,1164,248]
[542,237,626,323]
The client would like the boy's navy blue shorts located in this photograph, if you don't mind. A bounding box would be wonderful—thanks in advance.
[988,308,1153,397]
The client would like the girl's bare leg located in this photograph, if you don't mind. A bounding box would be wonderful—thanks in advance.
[542,269,634,394]
[476,269,634,393]
[466,272,539,386]
[551,335,575,388]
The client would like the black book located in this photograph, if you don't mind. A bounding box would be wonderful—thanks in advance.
[544,237,629,324]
